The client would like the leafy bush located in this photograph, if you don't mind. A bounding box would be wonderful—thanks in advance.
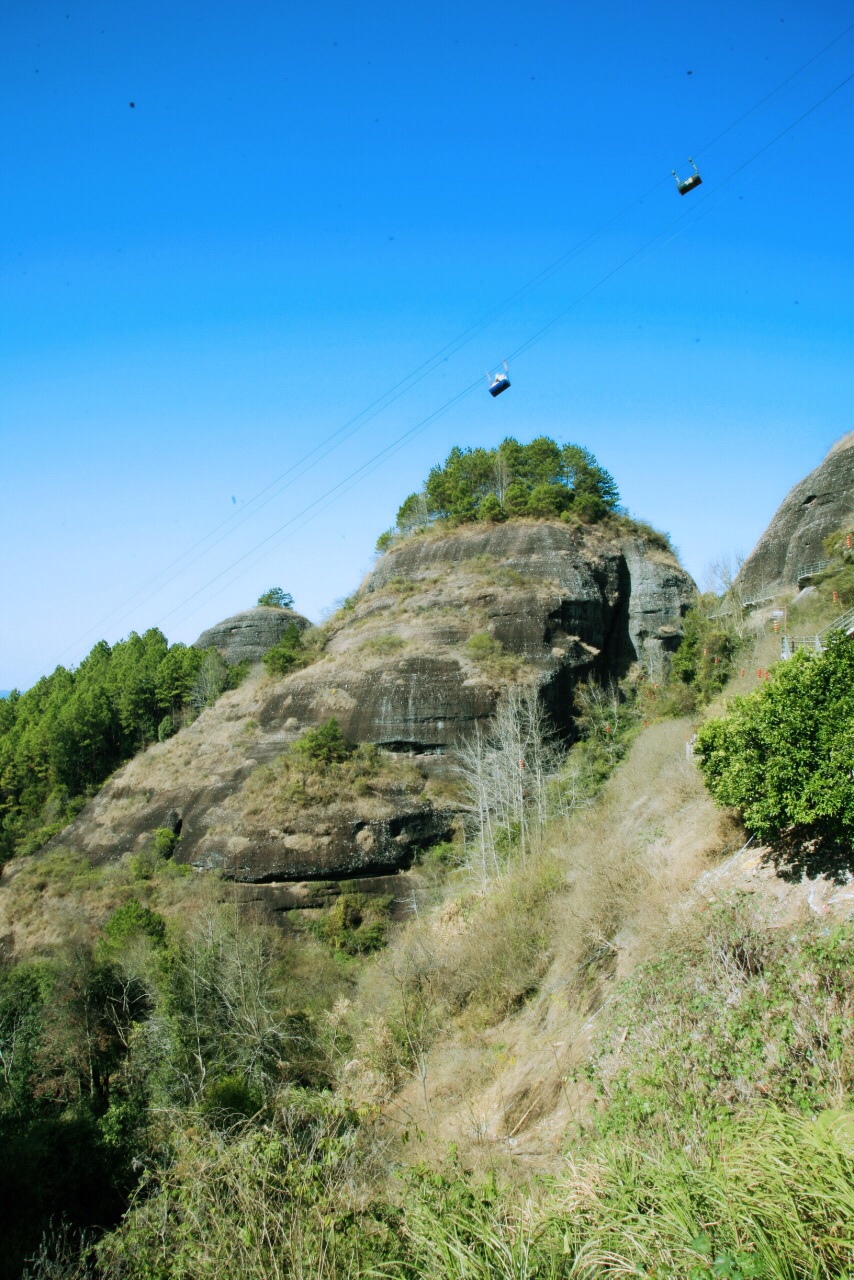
[672,602,740,703]
[695,633,854,847]
[321,893,393,955]
[200,1073,263,1122]
[465,632,503,663]
[263,622,307,675]
[102,900,166,949]
[292,718,354,766]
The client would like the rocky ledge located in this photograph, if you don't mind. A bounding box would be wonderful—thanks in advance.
[51,519,694,883]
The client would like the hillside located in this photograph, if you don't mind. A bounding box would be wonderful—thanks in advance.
[45,517,693,893]
[1,435,853,1280]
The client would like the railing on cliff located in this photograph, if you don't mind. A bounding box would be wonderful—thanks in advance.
[781,605,854,659]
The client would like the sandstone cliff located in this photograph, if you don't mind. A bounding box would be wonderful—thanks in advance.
[193,605,310,664]
[737,432,854,601]
[50,520,694,888]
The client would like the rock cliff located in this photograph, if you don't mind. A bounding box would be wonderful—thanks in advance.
[737,433,854,601]
[51,519,694,888]
[194,605,310,665]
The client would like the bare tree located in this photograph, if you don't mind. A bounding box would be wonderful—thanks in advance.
[191,651,229,710]
[456,685,562,883]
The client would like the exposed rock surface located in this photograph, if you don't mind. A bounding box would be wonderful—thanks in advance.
[51,520,694,883]
[737,433,854,601]
[194,606,309,665]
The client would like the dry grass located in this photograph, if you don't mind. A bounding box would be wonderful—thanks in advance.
[342,718,741,1170]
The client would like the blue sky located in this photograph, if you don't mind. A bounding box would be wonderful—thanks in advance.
[2,1,853,689]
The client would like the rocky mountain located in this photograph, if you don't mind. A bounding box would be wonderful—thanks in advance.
[193,605,310,664]
[50,519,694,898]
[737,432,854,601]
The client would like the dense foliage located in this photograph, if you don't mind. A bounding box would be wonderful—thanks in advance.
[695,633,854,846]
[385,436,619,543]
[256,587,295,609]
[671,600,740,704]
[262,622,306,675]
[0,630,237,861]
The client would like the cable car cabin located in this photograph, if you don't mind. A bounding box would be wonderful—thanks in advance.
[488,362,511,397]
[673,158,702,195]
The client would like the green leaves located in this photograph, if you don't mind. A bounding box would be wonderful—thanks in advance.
[263,622,307,676]
[394,435,621,532]
[695,634,854,846]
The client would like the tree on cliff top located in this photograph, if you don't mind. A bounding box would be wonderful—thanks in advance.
[390,436,619,537]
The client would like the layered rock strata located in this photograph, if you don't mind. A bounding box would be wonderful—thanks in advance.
[194,605,310,665]
[51,520,694,883]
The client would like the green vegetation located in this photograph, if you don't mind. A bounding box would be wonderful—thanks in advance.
[241,720,422,816]
[262,621,307,674]
[696,633,854,848]
[320,892,393,955]
[383,437,619,543]
[0,630,243,863]
[589,898,854,1139]
[671,601,740,703]
[359,633,406,656]
[256,587,295,609]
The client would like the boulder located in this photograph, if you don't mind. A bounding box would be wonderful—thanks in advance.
[193,605,310,665]
[737,433,854,601]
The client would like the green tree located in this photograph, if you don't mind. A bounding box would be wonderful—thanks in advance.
[257,588,295,609]
[695,634,854,846]
[263,622,306,676]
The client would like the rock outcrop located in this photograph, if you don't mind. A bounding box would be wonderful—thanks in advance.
[737,433,854,601]
[51,519,694,885]
[194,606,309,665]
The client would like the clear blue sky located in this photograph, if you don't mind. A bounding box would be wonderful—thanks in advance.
[2,0,853,690]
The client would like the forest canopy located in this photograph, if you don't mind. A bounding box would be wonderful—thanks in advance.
[387,436,619,543]
[0,630,238,861]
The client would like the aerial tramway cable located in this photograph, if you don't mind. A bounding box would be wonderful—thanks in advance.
[152,63,854,637]
[37,25,854,677]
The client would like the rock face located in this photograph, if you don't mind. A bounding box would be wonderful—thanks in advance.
[270,521,694,749]
[737,433,854,601]
[51,520,694,884]
[194,606,310,665]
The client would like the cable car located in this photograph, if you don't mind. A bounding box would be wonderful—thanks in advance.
[488,360,511,397]
[672,158,702,195]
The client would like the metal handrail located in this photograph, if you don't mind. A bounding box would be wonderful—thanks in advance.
[796,559,831,581]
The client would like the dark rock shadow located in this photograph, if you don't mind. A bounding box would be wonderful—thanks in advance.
[762,826,854,885]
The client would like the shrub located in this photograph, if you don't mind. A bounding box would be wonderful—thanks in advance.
[291,719,354,766]
[465,632,503,663]
[321,893,393,955]
[263,623,306,676]
[527,481,571,518]
[102,899,166,949]
[201,1073,263,1122]
[478,494,507,522]
[573,490,607,523]
[359,634,405,656]
[695,633,854,848]
[157,713,175,741]
[672,603,739,703]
